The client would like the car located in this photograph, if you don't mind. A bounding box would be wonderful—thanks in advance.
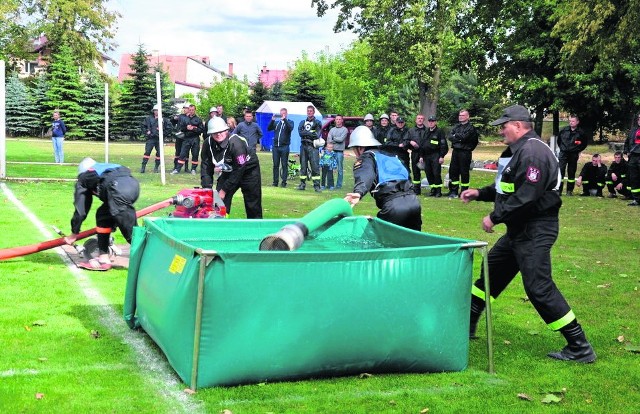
[321,115,365,148]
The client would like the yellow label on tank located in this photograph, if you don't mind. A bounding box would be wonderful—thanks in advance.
[169,255,187,274]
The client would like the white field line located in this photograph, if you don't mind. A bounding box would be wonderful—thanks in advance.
[1,182,203,414]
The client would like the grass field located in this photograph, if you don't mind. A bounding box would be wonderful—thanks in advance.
[0,137,638,413]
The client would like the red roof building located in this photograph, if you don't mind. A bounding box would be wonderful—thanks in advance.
[258,65,288,88]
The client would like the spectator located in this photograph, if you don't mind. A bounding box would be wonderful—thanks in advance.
[447,109,480,198]
[172,104,204,175]
[576,153,607,197]
[364,113,375,131]
[606,151,630,198]
[319,141,338,190]
[408,114,428,194]
[382,116,410,173]
[140,104,172,173]
[374,113,391,144]
[234,110,263,153]
[327,114,348,189]
[296,105,323,192]
[624,113,640,206]
[420,115,448,197]
[51,111,67,164]
[558,115,588,196]
[226,116,237,132]
[268,108,294,187]
[170,103,189,171]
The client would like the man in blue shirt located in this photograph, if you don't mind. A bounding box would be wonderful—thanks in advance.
[268,107,294,187]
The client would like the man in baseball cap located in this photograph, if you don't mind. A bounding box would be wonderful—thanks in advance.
[490,104,532,125]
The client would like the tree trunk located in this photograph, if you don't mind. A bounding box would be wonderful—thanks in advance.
[533,104,545,136]
[553,111,559,136]
[418,66,441,117]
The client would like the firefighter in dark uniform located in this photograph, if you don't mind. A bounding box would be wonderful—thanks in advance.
[624,114,640,206]
[606,151,630,198]
[140,104,172,173]
[64,158,140,271]
[557,115,588,195]
[576,153,607,197]
[296,105,323,192]
[171,103,189,171]
[408,114,428,194]
[200,117,262,219]
[447,109,479,198]
[172,103,204,175]
[344,126,422,231]
[460,105,596,363]
[420,115,449,197]
[381,116,410,173]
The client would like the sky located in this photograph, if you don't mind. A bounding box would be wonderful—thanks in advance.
[107,0,358,80]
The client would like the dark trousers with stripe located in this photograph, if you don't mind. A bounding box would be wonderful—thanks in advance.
[558,151,580,193]
[471,219,574,330]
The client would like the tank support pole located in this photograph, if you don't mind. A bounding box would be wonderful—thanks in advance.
[190,251,217,391]
[481,245,495,374]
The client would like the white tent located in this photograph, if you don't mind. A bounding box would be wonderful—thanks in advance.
[256,101,322,153]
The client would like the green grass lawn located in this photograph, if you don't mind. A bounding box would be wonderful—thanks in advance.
[0,138,638,413]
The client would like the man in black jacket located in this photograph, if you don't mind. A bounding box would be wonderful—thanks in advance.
[557,115,588,196]
[606,151,630,198]
[172,104,204,175]
[460,104,595,363]
[576,153,607,197]
[200,117,262,218]
[140,104,172,173]
[447,109,479,198]
[420,116,448,197]
[296,105,323,192]
[268,107,294,187]
[381,116,410,173]
[408,114,428,194]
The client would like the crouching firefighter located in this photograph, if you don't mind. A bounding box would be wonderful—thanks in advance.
[64,158,140,271]
[344,126,422,231]
[460,105,596,363]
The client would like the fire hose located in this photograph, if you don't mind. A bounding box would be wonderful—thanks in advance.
[0,197,175,261]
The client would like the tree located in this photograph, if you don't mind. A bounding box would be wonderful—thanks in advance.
[111,44,155,140]
[269,81,285,101]
[312,0,464,116]
[80,69,106,140]
[19,0,120,67]
[283,67,325,110]
[198,78,250,120]
[5,74,39,136]
[29,73,50,136]
[248,80,270,111]
[0,1,31,64]
[44,40,86,138]
[153,63,177,120]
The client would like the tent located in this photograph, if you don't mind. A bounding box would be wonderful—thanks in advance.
[255,101,322,153]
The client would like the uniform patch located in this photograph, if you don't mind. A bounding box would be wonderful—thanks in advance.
[236,154,247,165]
[353,159,362,170]
[526,165,541,183]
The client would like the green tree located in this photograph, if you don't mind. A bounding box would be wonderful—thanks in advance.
[153,63,177,121]
[20,0,120,67]
[198,78,250,120]
[0,1,31,64]
[111,44,155,140]
[248,80,270,111]
[44,40,86,139]
[80,69,106,140]
[312,0,463,116]
[29,73,50,135]
[5,74,39,136]
[283,67,325,110]
[269,81,285,101]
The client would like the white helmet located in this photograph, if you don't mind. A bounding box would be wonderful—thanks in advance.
[207,117,229,134]
[379,113,389,120]
[78,157,96,174]
[364,113,374,121]
[152,104,160,111]
[209,106,218,114]
[348,126,381,148]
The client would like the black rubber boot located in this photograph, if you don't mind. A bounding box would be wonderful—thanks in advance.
[434,188,442,198]
[547,321,596,363]
[140,161,147,173]
[296,181,306,191]
[414,185,421,195]
[469,300,485,340]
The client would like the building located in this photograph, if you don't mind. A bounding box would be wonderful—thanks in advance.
[11,34,115,78]
[118,54,233,98]
[258,65,288,88]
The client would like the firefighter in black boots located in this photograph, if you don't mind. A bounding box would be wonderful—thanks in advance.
[606,151,630,198]
[172,103,204,175]
[624,113,640,206]
[408,114,428,194]
[447,109,479,198]
[460,105,596,363]
[296,105,323,192]
[420,115,448,197]
[576,153,607,197]
[171,103,189,171]
[140,104,172,173]
[557,115,588,196]
[64,158,140,271]
[344,126,422,231]
[200,117,262,219]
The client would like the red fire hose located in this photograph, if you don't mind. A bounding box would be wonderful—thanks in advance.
[0,198,175,261]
